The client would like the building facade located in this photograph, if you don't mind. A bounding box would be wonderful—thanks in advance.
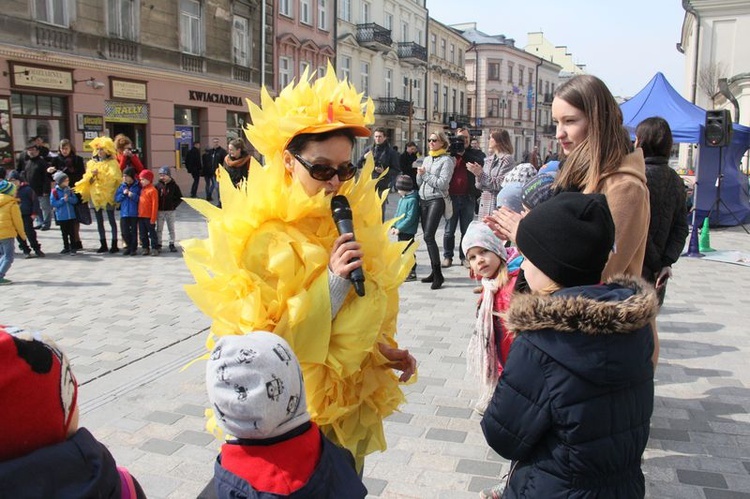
[426,18,470,151]
[525,32,586,78]
[453,23,561,162]
[336,0,428,157]
[275,0,335,93]
[678,0,750,171]
[0,0,272,173]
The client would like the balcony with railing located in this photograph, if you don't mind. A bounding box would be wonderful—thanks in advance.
[33,24,74,51]
[356,23,392,51]
[181,54,205,73]
[442,112,470,126]
[397,42,427,65]
[232,66,253,83]
[543,92,554,104]
[107,39,139,62]
[375,97,411,116]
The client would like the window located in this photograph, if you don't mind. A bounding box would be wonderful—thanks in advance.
[452,89,457,113]
[232,16,250,66]
[35,0,69,27]
[361,62,370,96]
[402,22,408,43]
[467,97,472,118]
[108,0,137,40]
[10,93,68,156]
[450,44,455,64]
[384,13,393,30]
[430,34,436,55]
[279,0,291,16]
[318,0,328,30]
[318,66,326,78]
[414,79,421,108]
[180,0,202,55]
[488,61,500,80]
[300,60,310,76]
[440,39,446,59]
[279,56,292,89]
[507,62,514,84]
[226,111,247,143]
[339,0,350,22]
[416,29,423,45]
[433,83,439,113]
[519,66,524,86]
[300,0,311,24]
[402,77,409,100]
[460,91,465,114]
[385,69,392,97]
[487,98,499,118]
[442,86,448,112]
[458,48,463,65]
[361,2,370,23]
[340,56,351,81]
[518,102,523,120]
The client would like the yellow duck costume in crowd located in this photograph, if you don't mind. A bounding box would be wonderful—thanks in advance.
[75,137,121,210]
[182,64,416,469]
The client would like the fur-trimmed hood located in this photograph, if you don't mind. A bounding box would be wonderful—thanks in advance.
[503,275,657,385]
[504,275,657,335]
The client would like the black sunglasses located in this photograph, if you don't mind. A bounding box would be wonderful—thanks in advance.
[293,153,356,182]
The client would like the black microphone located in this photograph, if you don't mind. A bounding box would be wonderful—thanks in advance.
[331,195,365,297]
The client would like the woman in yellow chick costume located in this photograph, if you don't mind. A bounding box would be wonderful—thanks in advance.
[183,64,417,471]
[75,136,121,253]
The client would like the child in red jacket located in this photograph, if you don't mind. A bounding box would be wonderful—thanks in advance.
[461,221,522,414]
[137,169,159,255]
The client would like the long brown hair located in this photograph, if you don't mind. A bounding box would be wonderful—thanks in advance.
[553,75,630,193]
[490,129,513,155]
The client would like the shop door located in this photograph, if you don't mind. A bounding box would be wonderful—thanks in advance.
[108,123,147,166]
[175,126,194,169]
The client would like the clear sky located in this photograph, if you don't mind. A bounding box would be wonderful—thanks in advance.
[426,0,687,98]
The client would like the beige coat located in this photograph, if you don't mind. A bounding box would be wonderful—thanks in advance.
[590,149,650,279]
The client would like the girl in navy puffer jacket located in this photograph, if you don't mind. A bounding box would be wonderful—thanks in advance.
[481,192,657,499]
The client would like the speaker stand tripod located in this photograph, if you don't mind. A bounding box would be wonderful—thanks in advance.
[705,146,749,234]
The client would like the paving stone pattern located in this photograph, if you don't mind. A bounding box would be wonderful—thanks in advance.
[3,199,750,498]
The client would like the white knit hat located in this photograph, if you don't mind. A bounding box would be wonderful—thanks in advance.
[206,332,310,439]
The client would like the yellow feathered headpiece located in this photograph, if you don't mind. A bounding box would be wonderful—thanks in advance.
[244,61,374,160]
[89,136,116,158]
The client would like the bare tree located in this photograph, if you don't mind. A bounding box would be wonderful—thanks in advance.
[698,62,728,99]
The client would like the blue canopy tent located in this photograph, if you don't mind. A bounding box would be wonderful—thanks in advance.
[621,72,750,226]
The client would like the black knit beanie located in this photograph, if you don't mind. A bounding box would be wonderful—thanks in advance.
[516,192,615,287]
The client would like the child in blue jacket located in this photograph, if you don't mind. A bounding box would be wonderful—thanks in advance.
[390,175,420,281]
[50,172,78,255]
[114,167,141,256]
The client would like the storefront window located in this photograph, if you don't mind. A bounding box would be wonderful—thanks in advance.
[174,106,201,167]
[226,111,248,143]
[10,93,68,155]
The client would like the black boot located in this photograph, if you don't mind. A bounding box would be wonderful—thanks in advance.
[109,240,119,253]
[430,266,444,290]
[97,239,108,253]
[421,273,434,283]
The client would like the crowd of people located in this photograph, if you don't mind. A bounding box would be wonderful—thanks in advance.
[0,68,690,499]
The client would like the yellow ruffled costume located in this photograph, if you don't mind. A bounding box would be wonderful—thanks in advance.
[75,137,121,210]
[182,64,416,468]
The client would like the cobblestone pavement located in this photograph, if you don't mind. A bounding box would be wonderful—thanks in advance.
[3,197,749,499]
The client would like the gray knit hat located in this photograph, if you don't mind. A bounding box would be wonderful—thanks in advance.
[52,171,68,185]
[206,332,310,439]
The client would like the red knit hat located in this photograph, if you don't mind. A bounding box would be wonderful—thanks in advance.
[0,327,78,461]
[138,169,154,183]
